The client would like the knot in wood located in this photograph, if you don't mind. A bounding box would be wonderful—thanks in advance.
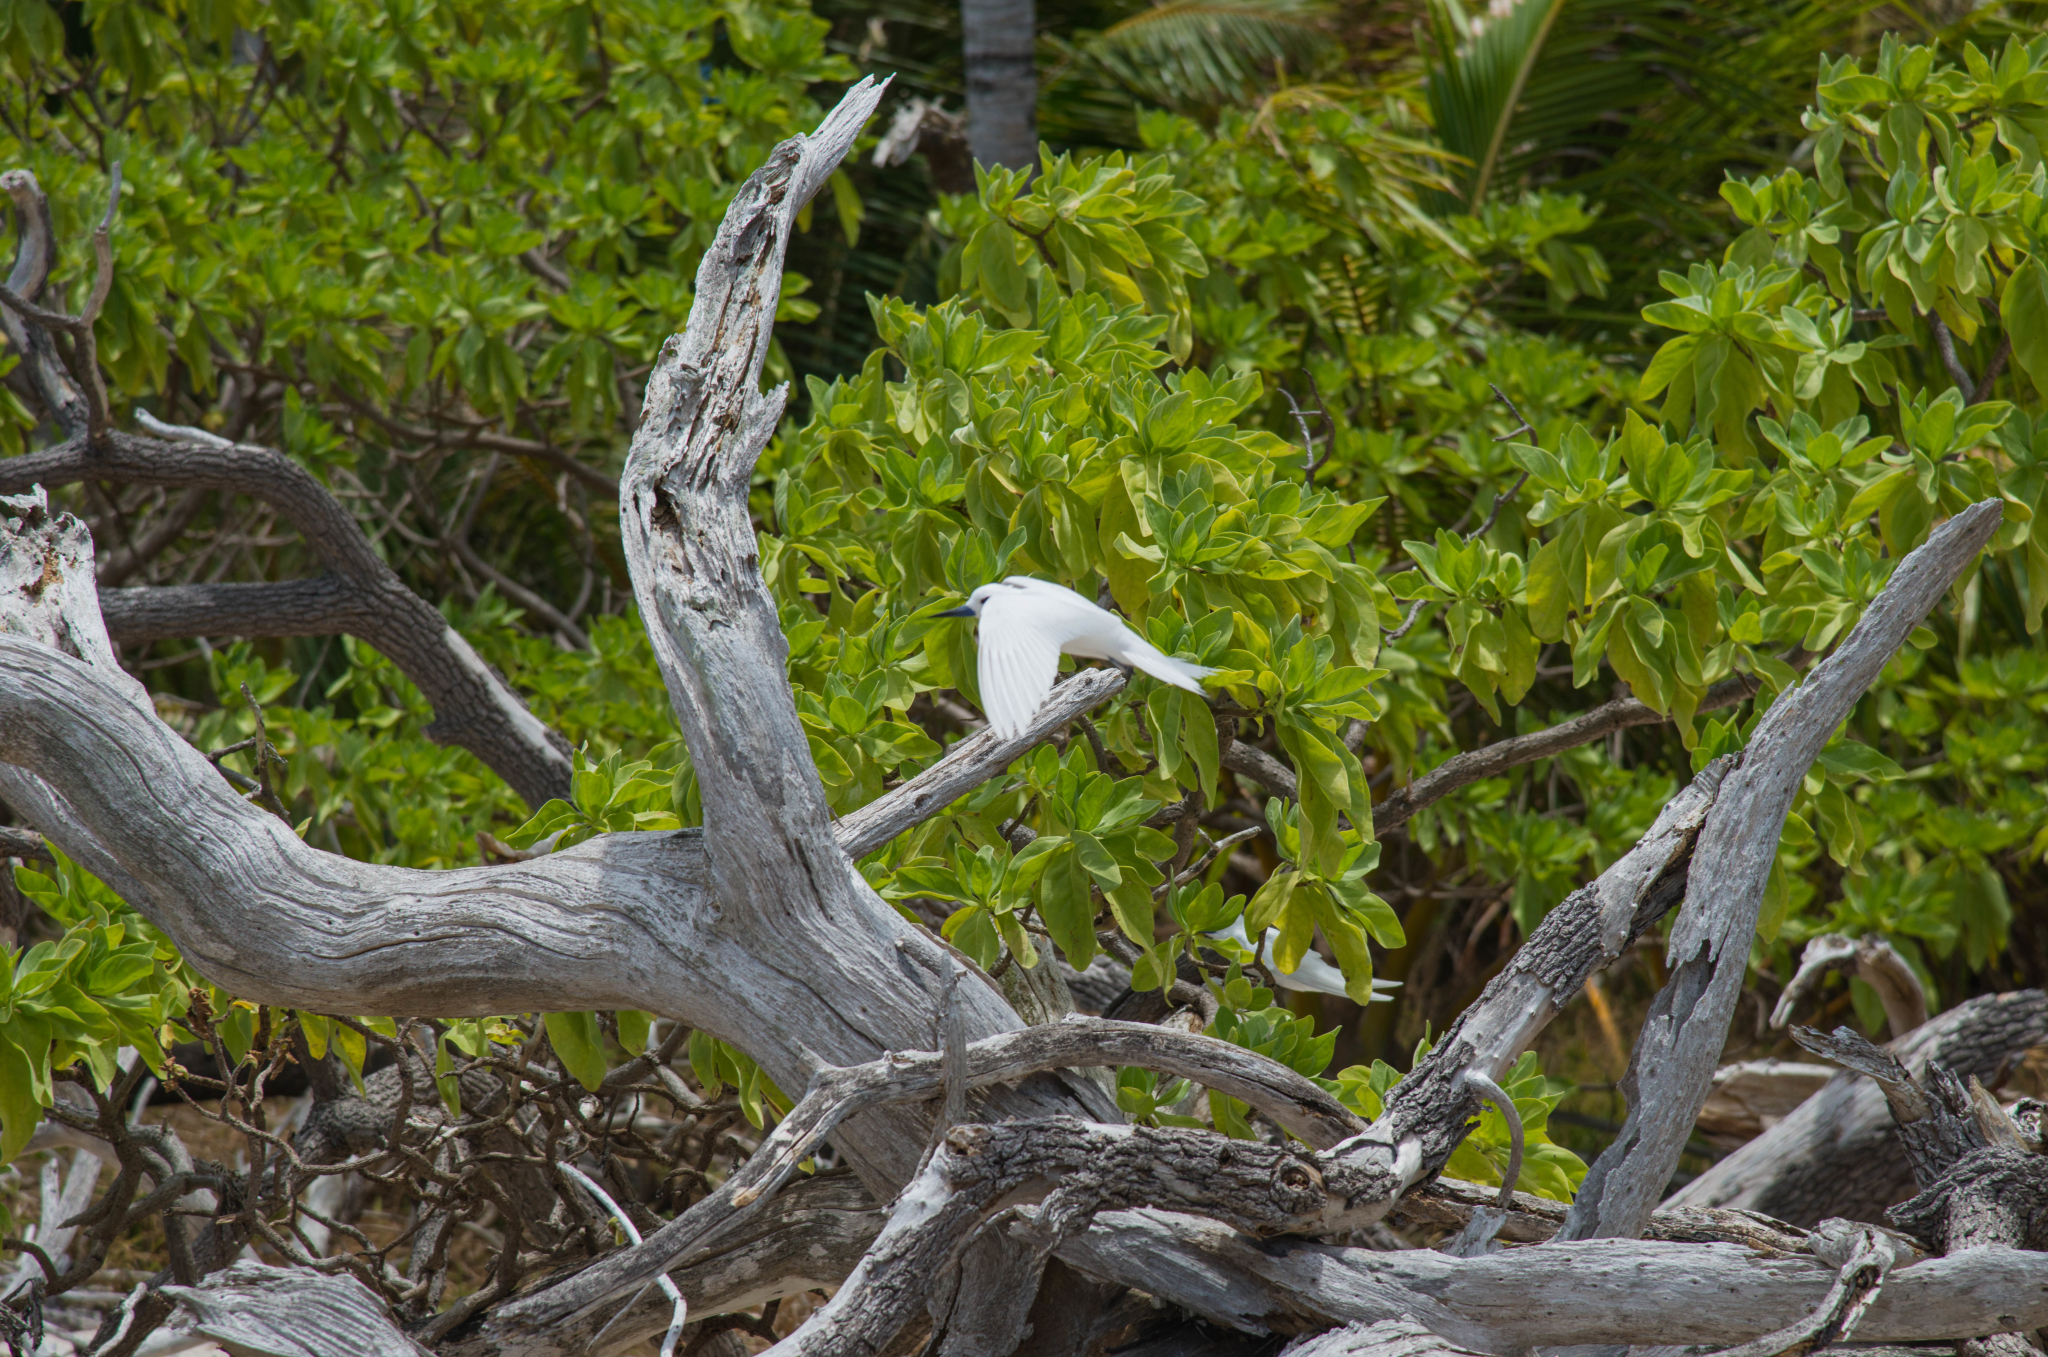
[1268,1155,1327,1220]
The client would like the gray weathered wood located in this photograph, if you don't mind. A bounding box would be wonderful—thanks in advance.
[483,1017,1344,1338]
[835,668,1125,859]
[1773,934,1928,1038]
[1557,500,2004,1242]
[1307,757,1731,1228]
[1393,1177,1808,1252]
[1282,1320,1487,1357]
[0,434,575,807]
[1697,1060,1838,1145]
[161,1260,428,1357]
[1666,990,2048,1226]
[771,1120,1328,1357]
[1058,1219,2048,1355]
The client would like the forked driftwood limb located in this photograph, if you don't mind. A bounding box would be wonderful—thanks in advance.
[1773,932,1929,1037]
[0,431,575,808]
[1559,499,2004,1242]
[772,1119,1327,1356]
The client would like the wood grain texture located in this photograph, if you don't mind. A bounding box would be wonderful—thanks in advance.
[1060,1218,2048,1354]
[160,1261,430,1357]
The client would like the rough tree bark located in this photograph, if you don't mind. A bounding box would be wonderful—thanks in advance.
[1667,990,2048,1226]
[0,82,2035,1357]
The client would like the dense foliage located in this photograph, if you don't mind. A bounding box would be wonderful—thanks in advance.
[6,0,2048,1289]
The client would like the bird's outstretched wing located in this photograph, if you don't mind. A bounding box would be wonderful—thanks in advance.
[977,598,1062,740]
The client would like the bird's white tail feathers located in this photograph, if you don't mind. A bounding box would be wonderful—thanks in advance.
[1121,638,1218,696]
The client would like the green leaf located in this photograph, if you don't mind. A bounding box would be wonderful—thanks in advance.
[544,1011,610,1093]
[0,1033,44,1162]
[1039,849,1097,968]
[2004,259,2048,397]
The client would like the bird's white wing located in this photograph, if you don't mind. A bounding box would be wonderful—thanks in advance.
[977,594,1063,740]
[1001,576,1216,695]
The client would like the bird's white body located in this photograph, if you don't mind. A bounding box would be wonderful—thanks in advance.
[1207,915,1400,1002]
[945,576,1218,740]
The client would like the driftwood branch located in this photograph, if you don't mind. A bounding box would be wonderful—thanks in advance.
[485,1016,1347,1339]
[1558,500,2003,1241]
[771,1119,1328,1357]
[1372,673,1758,833]
[1670,988,2048,1226]
[1060,1219,2048,1354]
[1296,754,1730,1230]
[1772,932,1928,1037]
[834,667,1126,859]
[0,169,88,438]
[0,431,573,807]
[1394,1176,1809,1252]
[1216,674,1755,832]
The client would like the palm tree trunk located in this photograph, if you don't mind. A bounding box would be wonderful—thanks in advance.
[962,0,1037,169]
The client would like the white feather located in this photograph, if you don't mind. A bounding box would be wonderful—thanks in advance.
[1207,915,1400,1002]
[966,576,1217,739]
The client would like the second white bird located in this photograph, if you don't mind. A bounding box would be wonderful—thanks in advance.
[936,576,1218,740]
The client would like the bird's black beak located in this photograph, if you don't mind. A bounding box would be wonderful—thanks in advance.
[933,605,975,618]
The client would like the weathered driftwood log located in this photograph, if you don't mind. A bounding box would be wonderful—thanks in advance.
[1667,990,2048,1225]
[1056,1222,2048,1354]
[772,1120,1328,1356]
[158,1261,431,1357]
[1793,1024,2048,1357]
[1697,1059,1840,1145]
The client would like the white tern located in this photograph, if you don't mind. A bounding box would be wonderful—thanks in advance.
[936,576,1218,740]
[1207,915,1400,1002]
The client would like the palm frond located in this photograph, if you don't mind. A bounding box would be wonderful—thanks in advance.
[1423,0,1569,207]
[1071,0,1339,111]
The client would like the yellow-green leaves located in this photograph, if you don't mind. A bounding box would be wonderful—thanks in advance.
[1241,801,1403,1003]
[958,149,1209,361]
[507,747,681,851]
[4,854,194,1161]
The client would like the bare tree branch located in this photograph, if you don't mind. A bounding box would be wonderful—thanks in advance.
[0,169,88,438]
[834,668,1126,859]
[1372,673,1759,833]
[1558,500,2004,1241]
[0,431,572,806]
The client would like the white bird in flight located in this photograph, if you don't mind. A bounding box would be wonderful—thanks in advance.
[1207,916,1400,1002]
[936,577,1218,740]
